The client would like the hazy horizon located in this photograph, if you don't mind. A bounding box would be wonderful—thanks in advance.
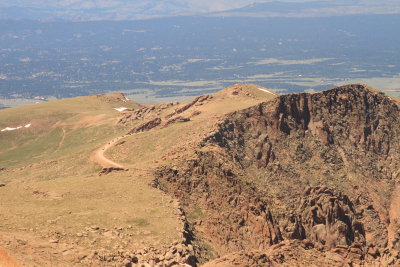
[1,0,399,21]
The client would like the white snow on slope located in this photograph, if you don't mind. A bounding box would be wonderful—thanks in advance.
[1,124,31,132]
[258,88,275,94]
[114,107,128,112]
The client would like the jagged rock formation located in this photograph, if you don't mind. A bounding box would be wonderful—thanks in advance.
[122,95,213,135]
[117,103,178,125]
[155,84,400,265]
[128,118,162,134]
[165,95,212,120]
[155,156,283,257]
[298,186,365,250]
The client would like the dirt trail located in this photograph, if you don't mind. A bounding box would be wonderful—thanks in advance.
[91,135,126,168]
[388,183,400,246]
[55,127,66,152]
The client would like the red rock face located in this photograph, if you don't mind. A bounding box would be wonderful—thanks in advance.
[155,84,400,265]
[298,186,365,250]
[165,95,212,119]
[128,117,162,134]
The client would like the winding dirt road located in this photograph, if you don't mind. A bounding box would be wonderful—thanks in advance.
[91,135,126,168]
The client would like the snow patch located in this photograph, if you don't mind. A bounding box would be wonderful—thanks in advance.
[1,124,31,132]
[114,107,128,112]
[1,127,21,132]
[258,88,274,94]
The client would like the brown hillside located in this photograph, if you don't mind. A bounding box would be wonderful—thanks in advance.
[0,84,276,266]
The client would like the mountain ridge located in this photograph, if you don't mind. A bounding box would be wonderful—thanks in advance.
[1,83,400,266]
[213,0,400,18]
[154,84,400,265]
[2,1,400,21]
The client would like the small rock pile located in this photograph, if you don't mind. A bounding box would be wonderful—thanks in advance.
[99,167,127,175]
[84,206,196,267]
[89,242,194,267]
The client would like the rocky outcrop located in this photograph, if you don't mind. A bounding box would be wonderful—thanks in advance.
[98,167,127,175]
[202,238,367,267]
[206,84,399,169]
[155,151,283,258]
[273,84,398,155]
[201,249,273,267]
[164,116,191,127]
[297,186,365,250]
[94,92,140,105]
[205,84,398,239]
[118,103,178,125]
[122,96,209,134]
[128,118,162,134]
[155,84,400,266]
[165,95,212,119]
[90,237,195,267]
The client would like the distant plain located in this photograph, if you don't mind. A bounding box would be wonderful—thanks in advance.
[0,14,399,107]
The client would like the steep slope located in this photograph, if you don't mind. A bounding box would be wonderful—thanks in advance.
[155,84,400,265]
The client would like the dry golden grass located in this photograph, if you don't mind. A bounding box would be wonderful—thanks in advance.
[107,84,278,167]
[0,170,181,266]
[0,93,181,266]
